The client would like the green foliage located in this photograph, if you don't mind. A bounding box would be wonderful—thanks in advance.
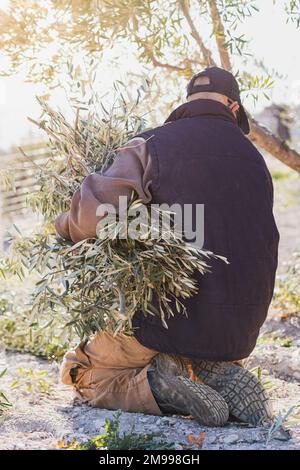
[242,74,274,105]
[257,332,293,349]
[0,289,74,360]
[280,337,293,348]
[273,253,300,313]
[0,0,192,84]
[0,0,297,107]
[257,331,277,345]
[284,0,300,27]
[58,411,175,450]
[249,366,274,391]
[10,368,54,396]
[266,407,295,443]
[0,369,12,414]
[257,331,293,348]
[0,169,16,192]
[270,170,293,181]
[10,221,223,339]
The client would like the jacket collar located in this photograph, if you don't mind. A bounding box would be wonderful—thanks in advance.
[164,99,237,126]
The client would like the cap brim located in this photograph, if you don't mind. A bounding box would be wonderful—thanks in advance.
[237,104,250,135]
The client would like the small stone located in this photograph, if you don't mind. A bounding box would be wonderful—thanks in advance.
[161,419,170,425]
[222,433,240,444]
[269,426,292,442]
[206,435,217,444]
[167,420,176,426]
[173,443,183,450]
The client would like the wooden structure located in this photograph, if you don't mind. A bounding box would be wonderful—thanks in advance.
[0,142,48,249]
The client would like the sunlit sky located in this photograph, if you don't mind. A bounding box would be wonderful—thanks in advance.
[0,0,299,151]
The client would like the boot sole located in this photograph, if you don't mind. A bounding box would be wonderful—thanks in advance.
[171,375,229,426]
[148,354,229,426]
[217,368,273,425]
[193,362,273,426]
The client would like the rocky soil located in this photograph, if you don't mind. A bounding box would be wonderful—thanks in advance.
[0,331,299,451]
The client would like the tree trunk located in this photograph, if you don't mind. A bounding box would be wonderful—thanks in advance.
[249,119,300,173]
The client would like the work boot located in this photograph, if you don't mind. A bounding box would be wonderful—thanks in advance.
[191,360,274,426]
[147,354,229,427]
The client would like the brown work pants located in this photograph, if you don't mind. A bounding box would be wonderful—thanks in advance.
[60,330,163,415]
[60,330,244,415]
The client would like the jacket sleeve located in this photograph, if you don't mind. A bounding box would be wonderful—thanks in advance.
[54,137,153,243]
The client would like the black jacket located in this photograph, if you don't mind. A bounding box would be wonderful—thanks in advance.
[132,99,279,361]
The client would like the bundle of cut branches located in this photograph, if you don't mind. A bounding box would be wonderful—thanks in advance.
[2,80,227,338]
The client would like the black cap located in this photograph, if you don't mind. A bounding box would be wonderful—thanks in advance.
[186,66,250,135]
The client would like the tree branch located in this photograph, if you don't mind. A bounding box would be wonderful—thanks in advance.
[136,3,300,174]
[133,32,189,73]
[150,56,187,72]
[179,0,216,66]
[207,0,300,172]
[208,0,232,70]
[249,119,300,173]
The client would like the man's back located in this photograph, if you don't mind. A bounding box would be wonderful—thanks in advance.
[56,67,279,425]
[132,98,279,361]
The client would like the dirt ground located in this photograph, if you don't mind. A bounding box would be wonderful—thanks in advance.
[0,154,299,450]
